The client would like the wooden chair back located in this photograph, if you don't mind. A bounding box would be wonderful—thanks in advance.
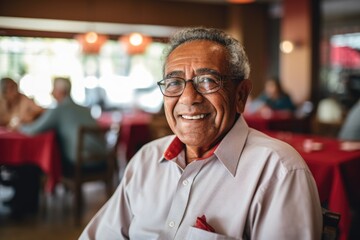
[62,124,120,225]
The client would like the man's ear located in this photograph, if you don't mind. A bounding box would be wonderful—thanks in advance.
[235,79,252,114]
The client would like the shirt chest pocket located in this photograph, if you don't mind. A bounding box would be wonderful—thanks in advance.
[186,226,241,240]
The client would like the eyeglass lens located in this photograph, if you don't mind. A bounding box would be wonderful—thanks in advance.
[159,74,221,97]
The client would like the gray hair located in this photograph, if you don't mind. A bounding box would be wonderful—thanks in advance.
[163,27,250,81]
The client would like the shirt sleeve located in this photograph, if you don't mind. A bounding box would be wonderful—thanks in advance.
[247,169,323,240]
[19,108,58,135]
[79,180,132,240]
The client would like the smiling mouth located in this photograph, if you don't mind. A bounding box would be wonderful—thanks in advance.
[181,114,207,120]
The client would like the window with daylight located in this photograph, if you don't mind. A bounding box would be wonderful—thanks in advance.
[0,36,166,113]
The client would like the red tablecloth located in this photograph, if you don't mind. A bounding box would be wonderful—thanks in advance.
[244,112,310,133]
[0,128,61,192]
[97,111,153,161]
[266,131,360,240]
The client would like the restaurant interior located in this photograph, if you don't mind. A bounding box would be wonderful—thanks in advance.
[1,0,360,239]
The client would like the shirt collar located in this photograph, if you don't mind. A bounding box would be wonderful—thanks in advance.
[163,137,219,161]
[162,116,250,177]
[163,137,184,160]
[214,116,249,177]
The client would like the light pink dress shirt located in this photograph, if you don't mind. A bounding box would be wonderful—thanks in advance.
[80,116,322,240]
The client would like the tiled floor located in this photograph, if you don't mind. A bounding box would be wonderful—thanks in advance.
[0,182,108,240]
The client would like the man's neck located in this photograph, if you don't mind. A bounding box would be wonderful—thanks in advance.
[185,142,220,164]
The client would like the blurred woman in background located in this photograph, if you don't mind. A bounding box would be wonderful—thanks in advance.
[0,77,44,128]
[250,77,296,117]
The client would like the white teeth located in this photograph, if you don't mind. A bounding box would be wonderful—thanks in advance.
[182,114,206,120]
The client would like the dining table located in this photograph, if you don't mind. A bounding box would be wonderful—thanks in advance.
[265,130,360,240]
[97,110,153,161]
[0,127,62,192]
[244,111,310,133]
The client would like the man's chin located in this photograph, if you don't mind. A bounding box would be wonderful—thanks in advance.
[178,134,209,147]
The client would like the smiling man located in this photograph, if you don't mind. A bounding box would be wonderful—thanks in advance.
[80,27,322,240]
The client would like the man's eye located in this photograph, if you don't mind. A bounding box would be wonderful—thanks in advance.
[198,75,219,85]
[165,79,183,88]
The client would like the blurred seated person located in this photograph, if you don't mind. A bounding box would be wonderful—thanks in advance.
[251,77,296,118]
[0,77,44,128]
[338,98,360,151]
[18,77,107,174]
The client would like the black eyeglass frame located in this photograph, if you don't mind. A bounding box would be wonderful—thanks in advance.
[157,74,242,97]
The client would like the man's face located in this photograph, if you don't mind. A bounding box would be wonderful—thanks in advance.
[51,87,61,102]
[265,80,278,99]
[163,40,249,151]
[51,80,65,102]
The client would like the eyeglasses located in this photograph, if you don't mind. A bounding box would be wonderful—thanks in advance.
[157,74,230,97]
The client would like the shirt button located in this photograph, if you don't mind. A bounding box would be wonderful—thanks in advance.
[182,179,189,186]
[169,221,175,228]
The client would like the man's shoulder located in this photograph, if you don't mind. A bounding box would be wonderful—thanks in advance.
[57,99,88,112]
[245,129,307,171]
[246,129,287,148]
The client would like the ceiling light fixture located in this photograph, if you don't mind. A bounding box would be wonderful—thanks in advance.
[76,32,108,54]
[227,0,255,4]
[119,33,152,55]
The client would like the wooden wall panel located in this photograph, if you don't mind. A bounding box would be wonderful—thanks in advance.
[0,0,228,28]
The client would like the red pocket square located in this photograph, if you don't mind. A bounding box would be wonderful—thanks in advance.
[194,215,216,233]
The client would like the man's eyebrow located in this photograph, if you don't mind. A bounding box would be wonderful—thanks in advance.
[196,68,221,77]
[164,68,221,79]
[164,71,184,78]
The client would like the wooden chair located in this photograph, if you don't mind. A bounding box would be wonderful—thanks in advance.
[61,125,120,225]
[312,118,343,138]
[148,112,173,141]
[312,98,344,138]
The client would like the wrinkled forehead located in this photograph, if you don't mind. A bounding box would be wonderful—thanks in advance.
[165,40,228,74]
[168,40,226,58]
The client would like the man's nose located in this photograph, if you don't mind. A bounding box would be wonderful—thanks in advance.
[178,80,203,104]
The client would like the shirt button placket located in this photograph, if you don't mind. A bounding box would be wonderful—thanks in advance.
[161,163,201,239]
[168,221,175,228]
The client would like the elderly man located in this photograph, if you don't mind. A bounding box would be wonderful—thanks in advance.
[80,27,322,240]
